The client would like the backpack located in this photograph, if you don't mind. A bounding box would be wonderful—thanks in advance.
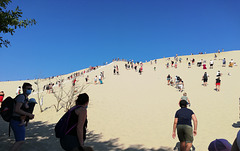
[0,94,26,122]
[0,97,16,122]
[55,105,82,138]
[204,73,208,79]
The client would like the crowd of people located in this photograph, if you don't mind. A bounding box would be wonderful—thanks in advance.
[167,74,185,92]
[1,53,239,151]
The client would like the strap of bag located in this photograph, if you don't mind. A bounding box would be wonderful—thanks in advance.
[8,123,11,137]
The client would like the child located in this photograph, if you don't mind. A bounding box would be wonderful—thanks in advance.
[94,76,97,84]
[179,92,191,106]
[19,98,37,126]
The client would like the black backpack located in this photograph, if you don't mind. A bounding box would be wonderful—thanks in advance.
[0,94,26,122]
[204,73,208,79]
[0,96,16,122]
[55,105,82,138]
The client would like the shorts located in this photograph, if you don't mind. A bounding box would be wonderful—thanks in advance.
[203,79,208,82]
[60,135,81,151]
[210,64,213,66]
[177,125,193,143]
[10,119,25,142]
[216,83,220,86]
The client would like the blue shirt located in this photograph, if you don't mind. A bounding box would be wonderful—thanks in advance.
[175,108,194,127]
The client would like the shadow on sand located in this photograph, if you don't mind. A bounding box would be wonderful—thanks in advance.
[0,119,173,151]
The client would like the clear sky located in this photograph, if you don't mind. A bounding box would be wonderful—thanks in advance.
[1,0,240,81]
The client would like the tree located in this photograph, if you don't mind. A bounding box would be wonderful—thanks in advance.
[0,0,36,48]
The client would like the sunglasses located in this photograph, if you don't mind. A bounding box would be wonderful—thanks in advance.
[27,88,33,90]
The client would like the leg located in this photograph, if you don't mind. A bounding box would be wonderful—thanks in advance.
[185,142,192,151]
[10,120,26,151]
[180,142,186,151]
[10,141,24,151]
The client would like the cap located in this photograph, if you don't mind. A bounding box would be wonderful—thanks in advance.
[29,98,37,104]
[208,139,231,151]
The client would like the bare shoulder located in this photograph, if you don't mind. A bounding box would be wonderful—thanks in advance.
[75,106,87,115]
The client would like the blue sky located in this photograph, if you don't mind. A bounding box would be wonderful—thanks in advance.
[1,0,240,81]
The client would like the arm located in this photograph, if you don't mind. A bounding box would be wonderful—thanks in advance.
[76,108,87,147]
[172,118,178,139]
[231,138,238,151]
[188,98,191,105]
[192,114,197,136]
[15,102,34,119]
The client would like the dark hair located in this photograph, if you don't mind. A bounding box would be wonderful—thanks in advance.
[180,100,187,108]
[22,82,32,89]
[76,93,89,105]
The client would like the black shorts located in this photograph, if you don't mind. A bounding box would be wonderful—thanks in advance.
[203,79,208,82]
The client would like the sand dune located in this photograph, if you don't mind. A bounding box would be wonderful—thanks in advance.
[1,50,240,151]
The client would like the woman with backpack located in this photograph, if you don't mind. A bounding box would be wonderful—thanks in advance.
[60,93,92,151]
[202,72,209,86]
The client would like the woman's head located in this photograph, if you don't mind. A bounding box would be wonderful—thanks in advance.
[76,93,89,105]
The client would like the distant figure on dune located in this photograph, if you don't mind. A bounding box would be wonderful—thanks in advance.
[167,74,171,85]
[172,100,198,151]
[72,78,77,87]
[202,72,209,86]
[139,66,143,75]
[59,93,93,151]
[188,62,191,68]
[216,77,221,92]
[0,91,4,107]
[99,75,103,84]
[101,71,104,79]
[16,86,21,95]
[192,58,195,65]
[113,66,116,75]
[85,75,89,83]
[229,59,234,67]
[116,65,119,75]
[94,76,97,84]
[171,60,174,67]
[216,70,222,77]
[178,79,184,92]
[175,62,177,68]
[166,62,169,68]
[134,64,137,71]
[203,63,207,69]
[222,58,226,67]
[209,60,214,69]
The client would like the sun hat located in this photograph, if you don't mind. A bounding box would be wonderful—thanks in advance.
[208,139,231,151]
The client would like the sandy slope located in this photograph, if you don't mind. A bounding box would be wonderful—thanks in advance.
[0,50,240,151]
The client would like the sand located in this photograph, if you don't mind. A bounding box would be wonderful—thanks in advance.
[0,50,240,151]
